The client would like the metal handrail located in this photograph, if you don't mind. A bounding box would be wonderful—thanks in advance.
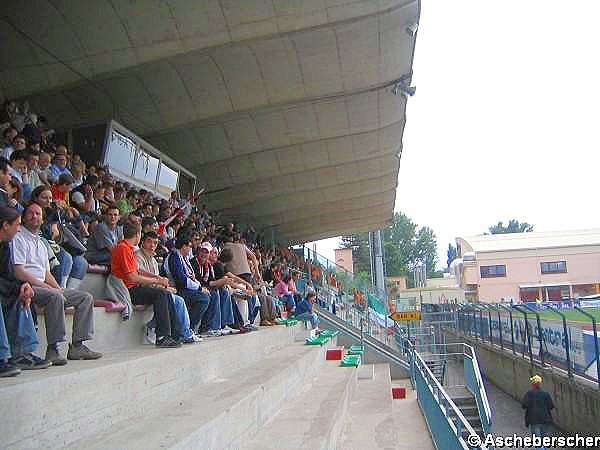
[408,340,487,449]
[463,344,493,432]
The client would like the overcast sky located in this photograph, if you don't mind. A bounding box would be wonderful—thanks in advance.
[309,0,600,267]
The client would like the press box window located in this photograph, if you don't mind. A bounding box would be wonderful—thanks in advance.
[480,265,506,278]
[541,261,567,274]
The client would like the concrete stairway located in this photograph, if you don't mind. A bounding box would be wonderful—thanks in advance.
[339,364,398,449]
[242,360,358,450]
[0,325,327,450]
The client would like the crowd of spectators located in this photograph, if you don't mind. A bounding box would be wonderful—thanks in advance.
[0,102,325,377]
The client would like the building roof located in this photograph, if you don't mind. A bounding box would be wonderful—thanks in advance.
[457,229,600,254]
[0,0,421,244]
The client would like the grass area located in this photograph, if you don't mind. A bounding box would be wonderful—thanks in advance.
[534,307,600,323]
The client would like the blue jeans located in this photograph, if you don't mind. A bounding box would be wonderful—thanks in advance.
[3,303,39,358]
[280,294,296,312]
[248,295,259,324]
[295,312,319,328]
[0,307,11,360]
[170,294,194,339]
[179,289,210,332]
[52,248,88,287]
[529,424,549,450]
[201,288,236,331]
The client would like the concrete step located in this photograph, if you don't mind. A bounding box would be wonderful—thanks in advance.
[391,379,435,450]
[242,360,357,450]
[67,334,334,450]
[0,325,308,450]
[339,364,399,450]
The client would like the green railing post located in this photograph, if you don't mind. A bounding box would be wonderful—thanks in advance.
[545,304,572,379]
[574,306,600,388]
[522,303,546,366]
[514,305,534,364]
[499,304,515,354]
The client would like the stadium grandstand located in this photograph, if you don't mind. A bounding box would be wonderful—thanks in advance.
[0,2,437,449]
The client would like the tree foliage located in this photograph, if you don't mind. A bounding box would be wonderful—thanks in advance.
[488,219,534,234]
[340,212,439,281]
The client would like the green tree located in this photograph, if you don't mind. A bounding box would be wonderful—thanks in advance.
[488,219,534,234]
[342,212,439,283]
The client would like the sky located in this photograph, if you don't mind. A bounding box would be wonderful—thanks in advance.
[309,0,600,267]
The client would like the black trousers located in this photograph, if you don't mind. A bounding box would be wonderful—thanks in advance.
[129,285,174,339]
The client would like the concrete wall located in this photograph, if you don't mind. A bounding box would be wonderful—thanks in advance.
[444,330,600,434]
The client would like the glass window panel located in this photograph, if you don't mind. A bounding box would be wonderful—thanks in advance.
[133,147,159,190]
[157,163,179,196]
[105,129,136,177]
[179,173,194,196]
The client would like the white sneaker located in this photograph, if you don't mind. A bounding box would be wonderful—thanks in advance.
[200,330,222,338]
[144,324,156,345]
[222,326,240,335]
[220,328,232,335]
[183,334,203,344]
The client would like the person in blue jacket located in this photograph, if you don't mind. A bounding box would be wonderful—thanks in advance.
[163,231,209,334]
[294,292,320,331]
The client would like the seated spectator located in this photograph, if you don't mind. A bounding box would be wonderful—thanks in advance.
[263,261,281,286]
[111,221,181,348]
[48,147,72,184]
[215,248,259,332]
[25,150,44,191]
[36,151,52,185]
[0,127,17,159]
[273,273,296,313]
[0,157,10,208]
[11,202,102,364]
[0,206,50,373]
[116,189,138,217]
[6,178,23,213]
[294,292,320,331]
[1,134,25,161]
[191,242,238,336]
[164,232,210,335]
[30,185,89,289]
[136,232,201,344]
[86,206,122,265]
[50,173,74,207]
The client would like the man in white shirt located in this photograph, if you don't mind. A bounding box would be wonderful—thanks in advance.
[11,202,102,365]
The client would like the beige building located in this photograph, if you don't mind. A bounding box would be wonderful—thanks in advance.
[386,275,407,291]
[454,229,600,303]
[334,248,354,274]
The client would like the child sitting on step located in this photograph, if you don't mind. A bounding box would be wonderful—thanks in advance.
[273,273,296,314]
[294,292,319,332]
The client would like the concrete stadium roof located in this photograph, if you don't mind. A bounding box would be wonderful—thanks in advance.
[1,0,420,243]
[457,229,600,254]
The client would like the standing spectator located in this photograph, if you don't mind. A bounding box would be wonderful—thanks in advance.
[164,232,210,335]
[11,202,102,364]
[86,206,122,265]
[522,375,555,441]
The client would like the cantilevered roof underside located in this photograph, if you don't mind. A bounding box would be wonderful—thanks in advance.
[0,0,420,244]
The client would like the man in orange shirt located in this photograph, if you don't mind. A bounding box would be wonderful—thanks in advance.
[111,221,180,348]
[50,173,73,207]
